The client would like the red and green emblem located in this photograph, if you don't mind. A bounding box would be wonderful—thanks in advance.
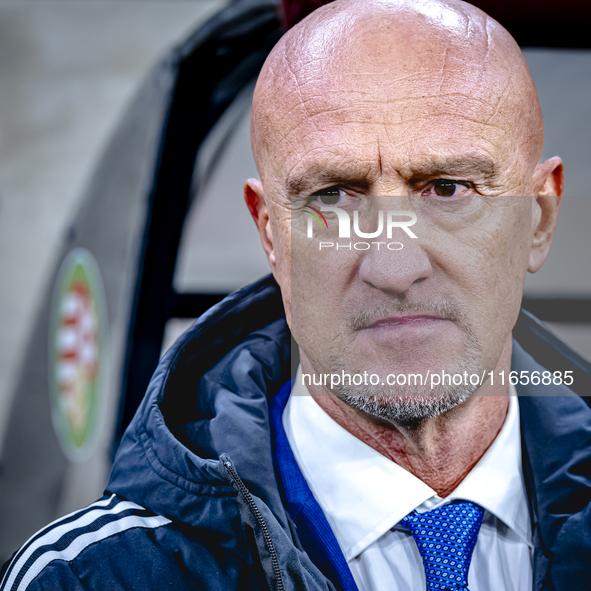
[49,248,108,462]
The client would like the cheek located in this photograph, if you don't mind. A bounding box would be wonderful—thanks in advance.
[440,202,532,356]
[289,254,335,339]
[479,201,533,288]
[288,239,359,370]
[439,200,532,287]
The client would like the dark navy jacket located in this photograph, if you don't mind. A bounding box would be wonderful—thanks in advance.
[2,275,591,591]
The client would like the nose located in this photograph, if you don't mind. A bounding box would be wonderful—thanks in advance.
[358,236,433,296]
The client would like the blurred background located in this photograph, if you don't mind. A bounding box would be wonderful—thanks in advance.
[0,0,589,563]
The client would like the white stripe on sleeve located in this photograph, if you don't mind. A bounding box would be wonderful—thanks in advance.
[2,496,150,591]
[12,514,171,591]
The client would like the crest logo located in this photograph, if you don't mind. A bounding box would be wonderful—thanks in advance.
[49,248,108,463]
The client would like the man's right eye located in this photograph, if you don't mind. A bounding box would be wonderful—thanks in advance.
[308,187,345,206]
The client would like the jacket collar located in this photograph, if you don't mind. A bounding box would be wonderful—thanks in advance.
[514,341,591,591]
[107,275,292,535]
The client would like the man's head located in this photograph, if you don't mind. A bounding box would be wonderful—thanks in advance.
[245,0,563,424]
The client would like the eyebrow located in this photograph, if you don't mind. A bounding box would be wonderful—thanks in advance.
[402,155,499,181]
[286,167,371,196]
[285,154,499,195]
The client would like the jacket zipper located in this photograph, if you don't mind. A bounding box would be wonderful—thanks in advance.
[224,461,285,591]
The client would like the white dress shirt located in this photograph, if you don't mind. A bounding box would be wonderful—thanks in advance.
[283,368,533,591]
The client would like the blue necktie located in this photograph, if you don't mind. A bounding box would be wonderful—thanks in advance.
[399,500,484,591]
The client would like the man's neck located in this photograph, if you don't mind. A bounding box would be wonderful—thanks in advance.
[304,340,513,498]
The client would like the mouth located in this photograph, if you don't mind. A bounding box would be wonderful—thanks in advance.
[358,315,448,330]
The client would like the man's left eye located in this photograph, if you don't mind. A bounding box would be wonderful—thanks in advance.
[422,180,472,198]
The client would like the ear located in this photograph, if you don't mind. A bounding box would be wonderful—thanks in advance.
[244,178,277,272]
[528,156,564,273]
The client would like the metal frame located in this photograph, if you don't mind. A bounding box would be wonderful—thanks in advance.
[113,0,282,451]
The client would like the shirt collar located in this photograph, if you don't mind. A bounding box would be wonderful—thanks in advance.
[441,390,532,547]
[284,367,531,561]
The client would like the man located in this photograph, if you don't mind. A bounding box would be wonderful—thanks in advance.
[2,0,590,590]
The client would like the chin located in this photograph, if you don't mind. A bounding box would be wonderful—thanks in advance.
[337,389,473,428]
[328,339,484,426]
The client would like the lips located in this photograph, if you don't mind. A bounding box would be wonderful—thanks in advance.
[361,315,445,329]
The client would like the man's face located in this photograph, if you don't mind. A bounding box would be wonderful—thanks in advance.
[247,2,562,421]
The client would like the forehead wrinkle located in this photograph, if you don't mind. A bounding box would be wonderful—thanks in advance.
[398,154,499,180]
[280,52,315,121]
[278,90,505,148]
[266,49,521,139]
[389,135,507,174]
[286,160,377,195]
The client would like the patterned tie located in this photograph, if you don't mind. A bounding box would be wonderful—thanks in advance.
[399,500,484,591]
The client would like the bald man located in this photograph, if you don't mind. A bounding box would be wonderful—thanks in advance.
[2,1,590,590]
